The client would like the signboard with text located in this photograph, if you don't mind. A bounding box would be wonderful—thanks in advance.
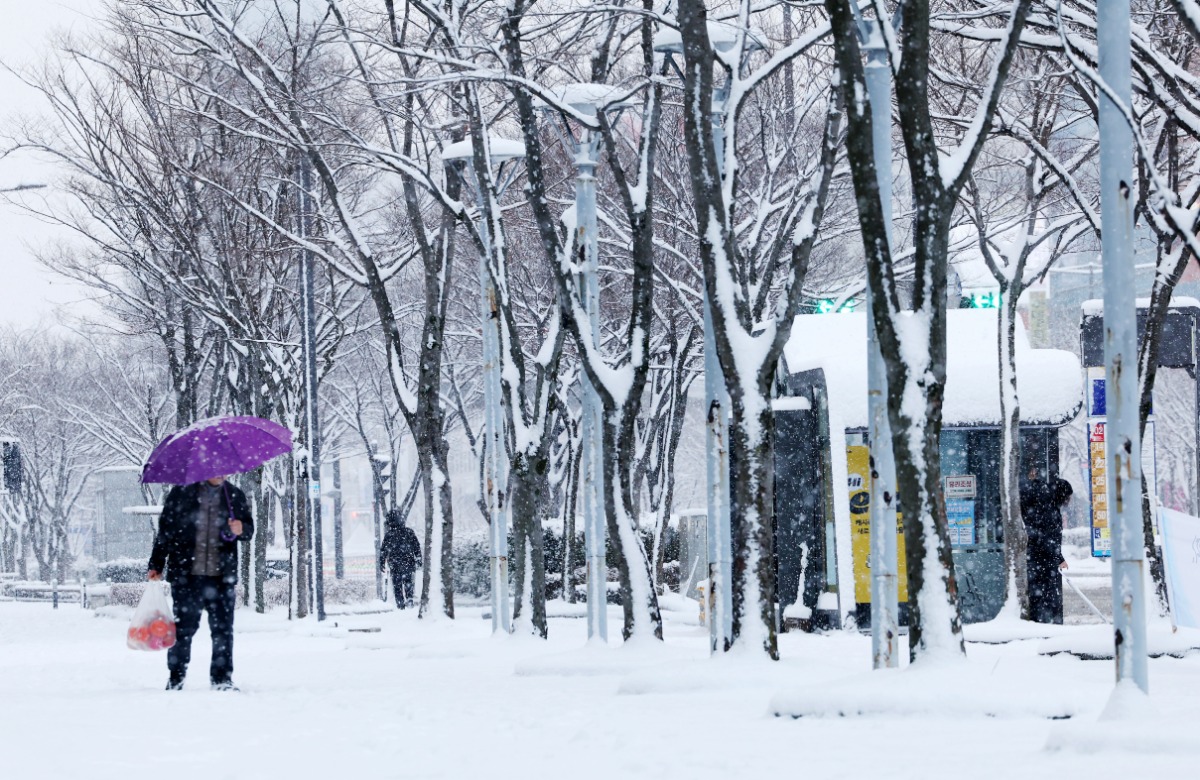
[1086,369,1156,558]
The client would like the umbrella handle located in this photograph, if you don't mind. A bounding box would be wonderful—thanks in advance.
[220,482,238,542]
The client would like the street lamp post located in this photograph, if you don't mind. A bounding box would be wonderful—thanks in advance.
[298,158,326,622]
[654,21,765,655]
[1097,0,1148,693]
[545,84,634,642]
[441,135,526,636]
[849,8,901,669]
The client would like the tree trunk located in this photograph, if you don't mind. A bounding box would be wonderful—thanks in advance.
[509,455,549,637]
[998,291,1031,619]
[254,476,269,613]
[726,382,779,658]
[293,457,310,620]
[1136,239,1186,612]
[417,434,455,620]
[886,316,965,661]
[562,425,581,603]
[602,410,663,641]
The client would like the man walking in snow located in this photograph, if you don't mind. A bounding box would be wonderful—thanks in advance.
[148,475,253,690]
[380,509,422,608]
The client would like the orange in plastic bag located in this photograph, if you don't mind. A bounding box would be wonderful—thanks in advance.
[127,582,177,652]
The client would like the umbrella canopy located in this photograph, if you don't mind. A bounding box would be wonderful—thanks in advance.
[141,416,293,485]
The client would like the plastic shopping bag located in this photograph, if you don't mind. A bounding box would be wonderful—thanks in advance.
[127,581,177,651]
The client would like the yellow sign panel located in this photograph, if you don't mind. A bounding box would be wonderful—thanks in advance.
[847,444,908,605]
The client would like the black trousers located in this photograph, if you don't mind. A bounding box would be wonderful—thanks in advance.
[168,575,236,683]
[391,569,415,608]
[1027,551,1064,625]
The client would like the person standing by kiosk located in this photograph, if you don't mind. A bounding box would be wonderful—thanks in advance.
[1021,471,1072,623]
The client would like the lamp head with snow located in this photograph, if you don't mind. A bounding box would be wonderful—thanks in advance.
[652,21,768,57]
[440,136,526,164]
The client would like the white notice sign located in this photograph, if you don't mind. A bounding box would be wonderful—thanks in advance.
[945,475,976,499]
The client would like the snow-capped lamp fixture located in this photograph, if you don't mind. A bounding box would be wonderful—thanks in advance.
[440,133,526,638]
[653,19,769,657]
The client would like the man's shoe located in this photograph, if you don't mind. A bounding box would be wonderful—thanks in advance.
[166,678,184,691]
[211,680,239,692]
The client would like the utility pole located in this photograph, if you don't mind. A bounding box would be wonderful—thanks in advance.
[478,186,512,637]
[576,126,609,643]
[1097,0,1148,692]
[369,451,388,601]
[856,12,901,670]
[652,28,764,654]
[299,158,326,621]
[703,86,734,654]
[441,135,524,636]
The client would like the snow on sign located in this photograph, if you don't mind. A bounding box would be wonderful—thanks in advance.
[944,475,976,499]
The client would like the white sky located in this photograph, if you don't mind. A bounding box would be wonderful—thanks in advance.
[0,0,106,330]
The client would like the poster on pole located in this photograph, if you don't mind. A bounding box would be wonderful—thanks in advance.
[1085,368,1156,558]
[1159,507,1200,629]
[846,443,907,606]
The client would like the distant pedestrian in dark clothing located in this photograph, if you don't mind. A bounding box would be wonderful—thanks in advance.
[148,475,253,690]
[1021,473,1072,624]
[380,510,422,608]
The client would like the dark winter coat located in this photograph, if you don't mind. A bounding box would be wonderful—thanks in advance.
[148,482,254,585]
[380,524,422,575]
[1020,478,1066,568]
[1020,477,1067,623]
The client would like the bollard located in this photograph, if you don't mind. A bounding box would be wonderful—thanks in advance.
[52,577,59,609]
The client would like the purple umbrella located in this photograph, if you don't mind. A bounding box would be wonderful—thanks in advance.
[141,416,293,485]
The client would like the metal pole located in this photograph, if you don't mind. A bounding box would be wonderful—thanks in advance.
[706,84,734,654]
[862,20,900,670]
[577,130,608,642]
[1097,0,1148,692]
[472,168,512,636]
[332,458,344,580]
[299,159,326,622]
[370,455,384,601]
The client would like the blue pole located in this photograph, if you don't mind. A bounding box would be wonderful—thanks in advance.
[706,84,733,654]
[861,20,900,669]
[1097,0,1148,692]
[577,131,608,642]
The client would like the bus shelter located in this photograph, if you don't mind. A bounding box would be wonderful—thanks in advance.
[775,309,1083,629]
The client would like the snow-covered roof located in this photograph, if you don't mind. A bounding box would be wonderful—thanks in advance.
[781,309,1082,428]
[1080,297,1200,316]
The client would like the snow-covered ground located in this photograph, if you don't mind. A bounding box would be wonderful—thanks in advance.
[2,596,1198,779]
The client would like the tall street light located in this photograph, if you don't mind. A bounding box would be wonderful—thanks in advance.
[298,158,326,621]
[848,5,902,670]
[544,83,633,642]
[1097,0,1148,692]
[441,134,526,636]
[654,21,765,655]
